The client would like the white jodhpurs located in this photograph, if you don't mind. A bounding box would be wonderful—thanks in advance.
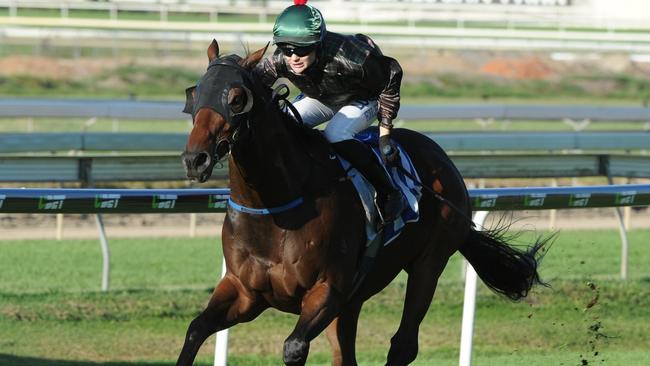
[290,93,379,143]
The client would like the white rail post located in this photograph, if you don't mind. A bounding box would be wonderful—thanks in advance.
[56,213,64,240]
[214,256,229,366]
[459,210,489,366]
[109,5,118,21]
[606,174,629,280]
[189,213,197,238]
[548,178,558,230]
[56,182,65,240]
[94,214,111,292]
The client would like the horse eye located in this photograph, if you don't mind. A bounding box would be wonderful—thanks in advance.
[228,88,246,113]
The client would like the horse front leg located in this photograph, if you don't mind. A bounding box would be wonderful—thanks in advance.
[176,274,267,366]
[283,281,344,366]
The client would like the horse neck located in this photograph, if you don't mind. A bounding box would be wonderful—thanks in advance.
[228,106,311,208]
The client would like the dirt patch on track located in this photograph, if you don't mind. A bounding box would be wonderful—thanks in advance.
[2,49,648,84]
[480,56,556,80]
[0,55,205,79]
[0,56,109,79]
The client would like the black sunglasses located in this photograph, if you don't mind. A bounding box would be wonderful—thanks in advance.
[279,44,316,57]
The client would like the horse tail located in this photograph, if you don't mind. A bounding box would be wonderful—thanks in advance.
[459,227,553,301]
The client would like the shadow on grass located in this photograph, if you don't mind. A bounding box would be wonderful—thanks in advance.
[0,354,174,366]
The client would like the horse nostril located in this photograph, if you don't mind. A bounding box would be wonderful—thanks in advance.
[181,153,193,169]
[194,152,211,170]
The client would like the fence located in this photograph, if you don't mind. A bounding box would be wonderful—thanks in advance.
[0,0,647,30]
[4,185,648,214]
[3,99,650,122]
[3,129,649,283]
[1,183,649,366]
[3,2,650,52]
[3,151,650,183]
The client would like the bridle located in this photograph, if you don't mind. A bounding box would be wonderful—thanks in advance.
[182,55,312,214]
[183,55,259,162]
[183,55,307,165]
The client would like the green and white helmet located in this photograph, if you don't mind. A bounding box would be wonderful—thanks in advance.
[273,0,326,46]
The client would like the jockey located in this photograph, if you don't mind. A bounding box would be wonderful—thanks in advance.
[254,0,406,223]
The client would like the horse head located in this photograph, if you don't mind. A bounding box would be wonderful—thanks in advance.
[181,39,268,182]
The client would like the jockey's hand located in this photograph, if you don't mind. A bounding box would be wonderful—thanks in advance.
[379,134,399,167]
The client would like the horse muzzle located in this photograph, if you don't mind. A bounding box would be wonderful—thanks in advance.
[181,150,214,183]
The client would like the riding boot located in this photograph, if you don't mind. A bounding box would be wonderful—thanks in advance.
[332,140,406,223]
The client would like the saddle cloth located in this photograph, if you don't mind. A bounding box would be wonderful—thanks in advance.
[336,130,422,246]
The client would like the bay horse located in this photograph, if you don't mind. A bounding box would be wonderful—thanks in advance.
[179,39,547,366]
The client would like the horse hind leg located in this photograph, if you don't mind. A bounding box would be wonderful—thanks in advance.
[385,236,455,366]
[325,300,363,366]
[176,275,267,366]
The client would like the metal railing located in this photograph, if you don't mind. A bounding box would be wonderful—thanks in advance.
[2,99,650,122]
[3,184,648,214]
[0,0,645,30]
[2,1,650,52]
[2,153,650,184]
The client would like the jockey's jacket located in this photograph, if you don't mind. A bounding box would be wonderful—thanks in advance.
[253,31,403,121]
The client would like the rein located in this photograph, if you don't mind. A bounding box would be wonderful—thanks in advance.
[270,84,304,126]
[225,85,319,215]
[212,82,298,163]
[219,77,310,215]
[193,60,337,215]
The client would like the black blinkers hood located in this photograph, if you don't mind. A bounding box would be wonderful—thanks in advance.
[183,55,254,127]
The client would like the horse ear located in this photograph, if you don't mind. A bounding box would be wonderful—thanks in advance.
[239,43,269,70]
[207,39,219,62]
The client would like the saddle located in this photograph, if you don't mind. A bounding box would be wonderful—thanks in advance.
[342,128,422,245]
[337,128,423,295]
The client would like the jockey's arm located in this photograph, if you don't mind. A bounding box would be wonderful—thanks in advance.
[361,53,403,165]
[360,53,403,129]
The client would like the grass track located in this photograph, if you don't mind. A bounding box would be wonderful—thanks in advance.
[1,229,650,365]
[2,117,649,134]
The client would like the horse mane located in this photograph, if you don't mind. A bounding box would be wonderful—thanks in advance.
[238,47,332,158]
[275,97,336,159]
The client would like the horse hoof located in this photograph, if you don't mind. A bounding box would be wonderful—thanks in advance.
[283,338,309,365]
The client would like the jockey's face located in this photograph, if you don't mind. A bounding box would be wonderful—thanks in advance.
[281,47,317,75]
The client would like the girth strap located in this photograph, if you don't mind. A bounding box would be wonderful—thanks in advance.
[227,197,304,215]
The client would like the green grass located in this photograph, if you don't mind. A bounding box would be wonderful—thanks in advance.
[1,117,648,134]
[1,75,648,103]
[0,64,203,99]
[0,118,191,133]
[2,229,649,293]
[0,237,221,293]
[1,57,650,103]
[402,75,650,102]
[1,229,650,364]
